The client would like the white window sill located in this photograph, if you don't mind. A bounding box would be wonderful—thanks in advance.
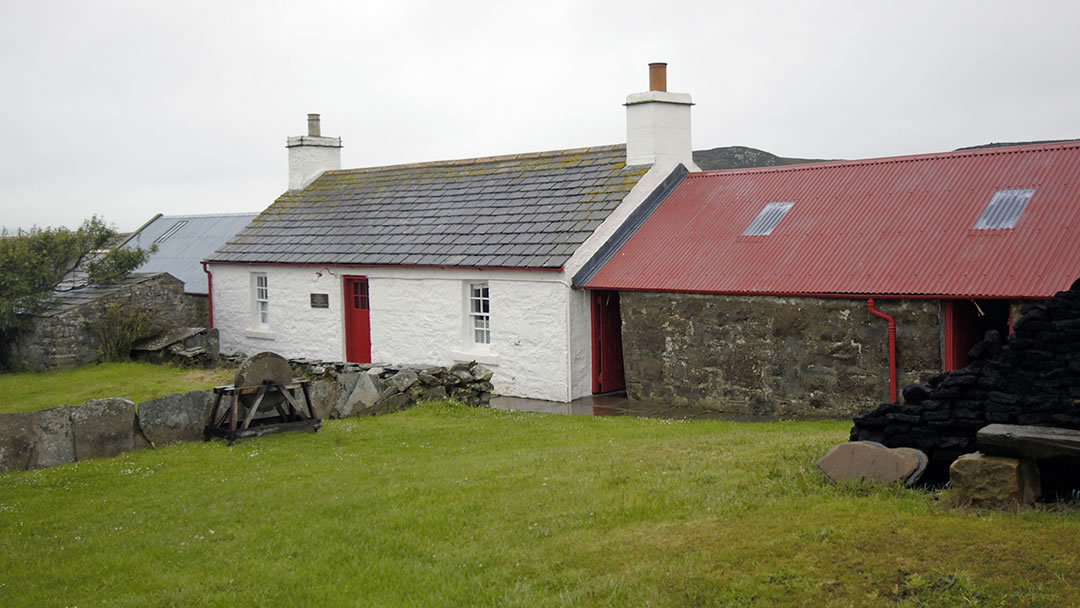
[245,329,276,341]
[451,348,499,366]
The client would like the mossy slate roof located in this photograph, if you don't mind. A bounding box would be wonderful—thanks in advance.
[209,145,648,269]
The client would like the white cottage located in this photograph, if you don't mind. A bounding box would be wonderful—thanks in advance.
[204,63,698,402]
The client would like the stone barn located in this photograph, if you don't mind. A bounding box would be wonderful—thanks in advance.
[4,273,189,371]
[575,141,1080,417]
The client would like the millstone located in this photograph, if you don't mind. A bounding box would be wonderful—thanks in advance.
[234,352,293,413]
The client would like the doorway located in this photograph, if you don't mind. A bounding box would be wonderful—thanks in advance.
[343,276,371,363]
[591,290,626,393]
[944,299,1010,371]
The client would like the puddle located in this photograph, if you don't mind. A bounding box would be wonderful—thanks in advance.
[490,391,784,421]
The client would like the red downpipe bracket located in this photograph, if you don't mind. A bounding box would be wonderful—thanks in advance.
[202,262,214,329]
[867,298,897,403]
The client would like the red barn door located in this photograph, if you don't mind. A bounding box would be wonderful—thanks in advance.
[344,276,371,363]
[591,290,626,394]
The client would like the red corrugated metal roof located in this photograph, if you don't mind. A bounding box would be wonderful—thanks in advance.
[584,142,1080,298]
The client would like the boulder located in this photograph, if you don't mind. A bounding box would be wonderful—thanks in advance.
[817,441,925,486]
[893,447,929,486]
[0,412,35,472]
[950,452,1041,507]
[29,405,77,469]
[329,372,361,418]
[344,373,382,415]
[422,386,448,401]
[385,369,419,394]
[137,391,214,446]
[306,378,341,420]
[71,398,136,461]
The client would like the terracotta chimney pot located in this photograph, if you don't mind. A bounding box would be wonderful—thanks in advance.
[649,63,667,92]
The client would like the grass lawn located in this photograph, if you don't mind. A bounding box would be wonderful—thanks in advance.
[1,402,1077,606]
[0,362,235,413]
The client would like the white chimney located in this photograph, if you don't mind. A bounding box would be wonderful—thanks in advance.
[625,63,695,168]
[286,113,342,191]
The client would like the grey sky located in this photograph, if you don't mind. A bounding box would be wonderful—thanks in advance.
[2,0,1078,232]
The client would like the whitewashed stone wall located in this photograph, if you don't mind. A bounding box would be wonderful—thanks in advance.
[209,264,593,403]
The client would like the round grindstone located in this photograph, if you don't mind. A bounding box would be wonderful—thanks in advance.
[234,352,293,413]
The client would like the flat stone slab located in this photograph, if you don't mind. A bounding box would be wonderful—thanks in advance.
[133,327,207,352]
[0,412,35,472]
[977,424,1080,460]
[817,441,927,486]
[72,398,136,461]
[138,390,214,446]
[950,452,1041,507]
[30,405,77,469]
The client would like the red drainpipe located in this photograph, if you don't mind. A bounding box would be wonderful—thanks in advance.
[202,262,214,329]
[867,298,896,403]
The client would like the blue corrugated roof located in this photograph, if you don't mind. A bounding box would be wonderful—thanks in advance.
[125,213,257,294]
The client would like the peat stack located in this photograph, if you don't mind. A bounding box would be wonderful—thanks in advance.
[851,277,1080,486]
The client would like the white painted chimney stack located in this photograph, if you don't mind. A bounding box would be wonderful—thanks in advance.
[287,113,342,191]
[625,63,696,169]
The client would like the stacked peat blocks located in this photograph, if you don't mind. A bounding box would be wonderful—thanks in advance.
[851,278,1080,485]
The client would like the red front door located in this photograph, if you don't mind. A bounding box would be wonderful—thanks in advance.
[344,276,371,363]
[591,290,626,393]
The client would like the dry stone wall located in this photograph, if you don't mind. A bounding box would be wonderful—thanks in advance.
[289,358,494,418]
[620,292,941,417]
[851,278,1080,484]
[0,361,494,473]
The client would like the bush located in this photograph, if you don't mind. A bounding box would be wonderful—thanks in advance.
[86,299,161,362]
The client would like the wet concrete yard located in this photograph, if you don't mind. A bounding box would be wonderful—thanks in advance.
[490,391,785,421]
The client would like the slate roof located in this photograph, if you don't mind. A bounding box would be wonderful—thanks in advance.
[124,213,257,294]
[208,145,648,269]
[44,273,175,317]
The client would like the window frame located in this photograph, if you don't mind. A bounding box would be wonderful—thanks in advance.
[742,201,794,236]
[253,272,269,329]
[973,188,1035,230]
[468,282,491,346]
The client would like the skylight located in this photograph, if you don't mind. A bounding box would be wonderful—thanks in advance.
[742,201,794,236]
[154,220,188,243]
[973,188,1034,230]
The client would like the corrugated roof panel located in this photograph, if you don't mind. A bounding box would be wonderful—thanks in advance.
[584,142,1080,298]
[126,213,257,295]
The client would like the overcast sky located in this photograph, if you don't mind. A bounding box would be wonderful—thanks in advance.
[2,0,1078,233]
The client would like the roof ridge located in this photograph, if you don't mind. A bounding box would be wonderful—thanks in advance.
[154,212,259,219]
[327,144,627,175]
[690,140,1080,179]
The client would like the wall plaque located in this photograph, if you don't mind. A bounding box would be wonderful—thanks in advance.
[310,293,330,308]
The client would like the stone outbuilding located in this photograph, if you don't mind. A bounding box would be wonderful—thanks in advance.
[4,272,190,371]
[576,142,1080,417]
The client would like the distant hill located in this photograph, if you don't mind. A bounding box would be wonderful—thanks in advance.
[692,146,830,171]
[954,139,1080,151]
[692,140,1080,172]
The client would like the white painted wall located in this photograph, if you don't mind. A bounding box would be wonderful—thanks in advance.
[286,135,342,191]
[625,90,696,169]
[209,264,586,402]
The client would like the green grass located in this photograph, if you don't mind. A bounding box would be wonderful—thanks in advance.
[0,362,234,413]
[1,402,1077,606]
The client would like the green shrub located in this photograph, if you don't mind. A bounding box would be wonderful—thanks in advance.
[86,299,161,362]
